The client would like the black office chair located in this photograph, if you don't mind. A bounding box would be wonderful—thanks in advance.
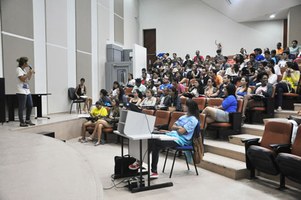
[68,87,85,114]
[162,122,201,178]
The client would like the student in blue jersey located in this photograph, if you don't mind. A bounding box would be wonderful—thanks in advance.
[129,99,200,178]
[202,83,237,125]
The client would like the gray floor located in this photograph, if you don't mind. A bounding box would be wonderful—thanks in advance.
[67,138,300,200]
[1,114,301,200]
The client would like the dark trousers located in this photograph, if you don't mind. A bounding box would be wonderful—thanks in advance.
[17,93,33,123]
[276,82,290,107]
[150,139,179,173]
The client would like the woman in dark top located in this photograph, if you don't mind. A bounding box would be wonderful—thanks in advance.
[75,78,92,112]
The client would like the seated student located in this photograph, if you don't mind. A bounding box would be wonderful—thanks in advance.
[129,89,142,105]
[116,86,128,106]
[89,99,120,146]
[132,78,147,95]
[75,78,92,112]
[204,78,218,98]
[157,88,172,109]
[129,99,200,178]
[78,101,108,143]
[202,84,237,125]
[236,76,252,99]
[170,87,182,111]
[275,62,300,111]
[109,81,120,99]
[181,79,203,98]
[241,72,274,120]
[99,89,111,106]
[139,89,157,109]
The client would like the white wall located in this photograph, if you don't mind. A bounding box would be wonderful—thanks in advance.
[133,44,147,78]
[139,0,283,58]
[288,5,301,45]
[123,0,139,49]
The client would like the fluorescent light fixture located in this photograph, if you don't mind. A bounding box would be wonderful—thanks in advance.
[269,14,275,19]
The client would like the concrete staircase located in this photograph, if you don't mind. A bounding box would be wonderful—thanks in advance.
[198,103,300,181]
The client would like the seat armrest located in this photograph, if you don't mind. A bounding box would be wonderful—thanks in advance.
[270,143,291,154]
[229,112,242,131]
[242,138,260,150]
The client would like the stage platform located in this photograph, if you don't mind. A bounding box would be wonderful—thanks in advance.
[1,113,86,140]
[0,112,103,200]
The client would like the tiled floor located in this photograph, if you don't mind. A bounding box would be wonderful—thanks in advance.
[1,114,301,200]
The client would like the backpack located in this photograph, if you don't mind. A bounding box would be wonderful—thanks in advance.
[192,123,204,164]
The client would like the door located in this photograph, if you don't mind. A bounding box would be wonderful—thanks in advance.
[143,29,156,68]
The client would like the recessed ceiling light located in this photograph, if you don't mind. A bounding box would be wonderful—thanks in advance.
[269,14,276,19]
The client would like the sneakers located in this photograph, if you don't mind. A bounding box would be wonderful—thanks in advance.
[78,138,87,143]
[277,107,282,112]
[129,160,140,170]
[150,172,159,179]
[20,122,28,127]
[25,120,35,126]
[94,141,101,146]
[94,139,105,146]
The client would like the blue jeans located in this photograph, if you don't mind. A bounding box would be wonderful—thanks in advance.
[17,93,33,123]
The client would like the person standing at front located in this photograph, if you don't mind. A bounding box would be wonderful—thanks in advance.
[16,57,35,127]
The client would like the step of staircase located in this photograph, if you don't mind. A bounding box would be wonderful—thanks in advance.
[275,110,297,118]
[198,152,248,180]
[241,124,264,136]
[294,103,301,111]
[204,139,245,162]
[228,134,261,146]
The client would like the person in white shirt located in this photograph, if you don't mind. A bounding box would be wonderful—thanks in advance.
[16,57,35,127]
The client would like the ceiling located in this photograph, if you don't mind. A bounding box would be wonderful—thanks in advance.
[201,0,301,22]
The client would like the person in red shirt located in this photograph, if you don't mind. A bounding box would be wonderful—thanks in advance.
[193,50,204,64]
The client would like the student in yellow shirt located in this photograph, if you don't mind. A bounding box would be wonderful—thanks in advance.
[79,101,108,143]
[275,62,300,111]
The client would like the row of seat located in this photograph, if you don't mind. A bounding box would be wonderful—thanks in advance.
[243,121,301,189]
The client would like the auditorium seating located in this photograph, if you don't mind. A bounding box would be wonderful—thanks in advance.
[192,97,206,111]
[206,99,243,138]
[246,86,275,124]
[242,121,292,187]
[276,125,301,188]
[154,110,171,129]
